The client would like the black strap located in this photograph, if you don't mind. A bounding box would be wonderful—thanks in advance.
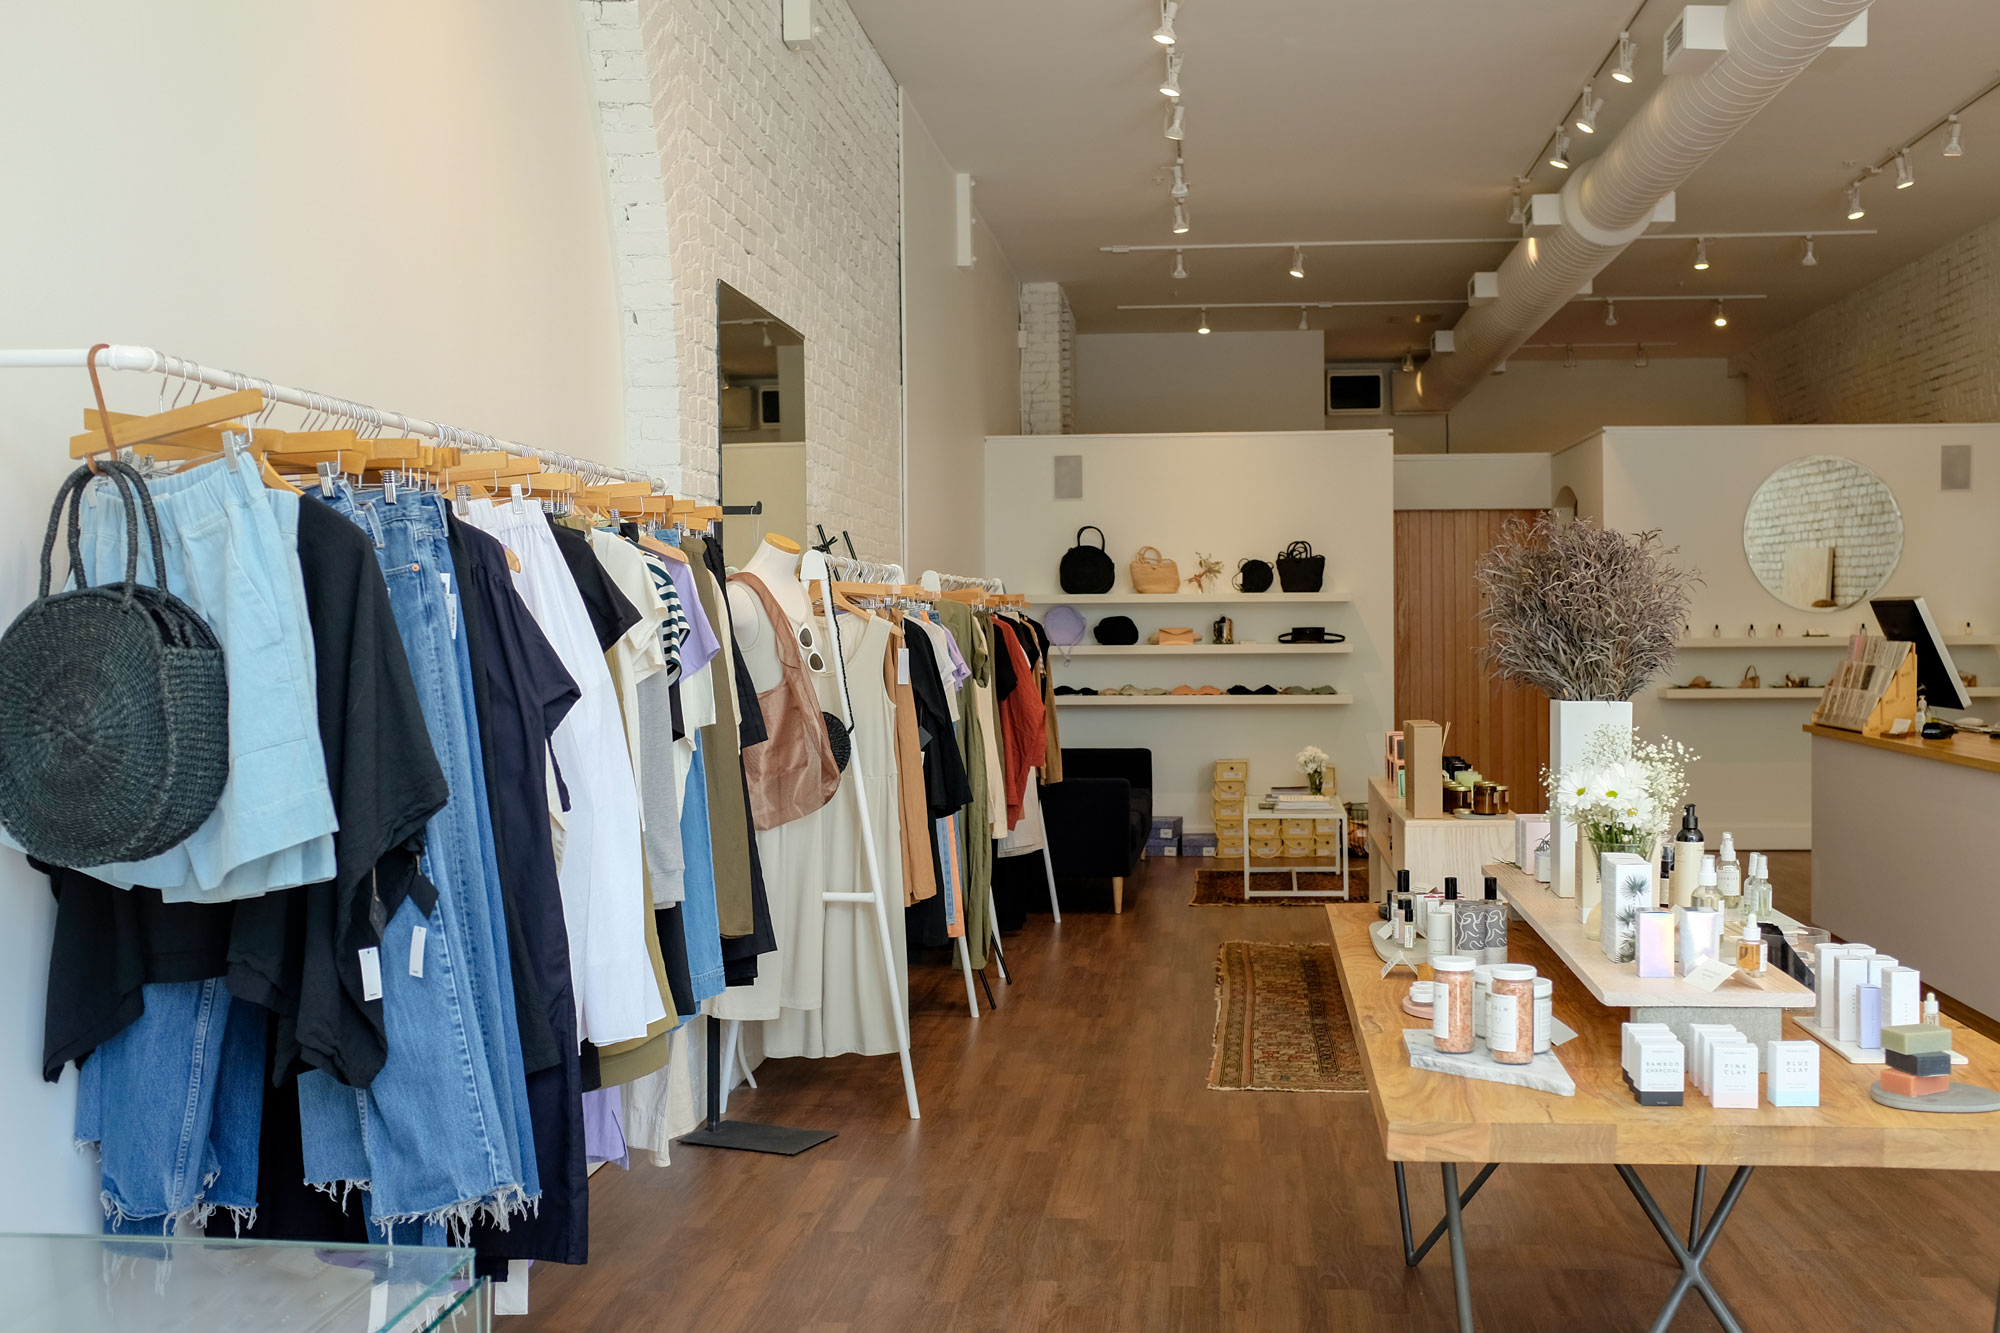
[1075,525,1105,550]
[1281,540,1314,560]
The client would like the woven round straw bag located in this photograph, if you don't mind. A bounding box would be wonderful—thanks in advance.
[0,460,229,865]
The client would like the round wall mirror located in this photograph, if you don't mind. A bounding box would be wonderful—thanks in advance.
[1742,455,1903,611]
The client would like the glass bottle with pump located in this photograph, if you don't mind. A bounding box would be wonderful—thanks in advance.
[1669,804,1705,908]
[1692,853,1723,913]
[1742,852,1772,920]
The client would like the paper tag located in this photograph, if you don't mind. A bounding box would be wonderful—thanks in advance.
[1684,958,1739,992]
[1486,993,1519,1052]
[510,482,526,515]
[358,947,383,1002]
[383,473,398,505]
[447,592,458,639]
[897,646,911,685]
[1431,993,1452,1042]
[409,925,427,978]
[1889,717,1912,736]
[368,1282,389,1329]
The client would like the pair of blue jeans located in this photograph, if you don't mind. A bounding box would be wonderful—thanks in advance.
[75,979,264,1234]
[680,736,725,1004]
[298,489,536,1239]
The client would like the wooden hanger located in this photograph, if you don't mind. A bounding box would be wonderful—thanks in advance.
[442,452,539,484]
[70,387,265,457]
[581,481,650,505]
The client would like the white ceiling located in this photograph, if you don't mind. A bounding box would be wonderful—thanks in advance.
[851,0,2000,361]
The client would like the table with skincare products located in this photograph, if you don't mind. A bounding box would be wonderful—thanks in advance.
[1807,720,2000,1023]
[1327,885,2000,1333]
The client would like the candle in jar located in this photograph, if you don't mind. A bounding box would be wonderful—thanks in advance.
[1486,964,1538,1065]
[1432,956,1476,1054]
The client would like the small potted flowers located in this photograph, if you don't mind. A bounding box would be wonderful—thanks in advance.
[1297,745,1330,797]
[1544,724,1696,942]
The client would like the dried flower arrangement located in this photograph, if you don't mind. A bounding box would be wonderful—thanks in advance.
[1474,514,1698,701]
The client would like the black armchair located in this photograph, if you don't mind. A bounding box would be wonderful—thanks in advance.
[1042,748,1152,913]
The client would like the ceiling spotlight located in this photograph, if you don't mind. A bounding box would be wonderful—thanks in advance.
[1712,300,1729,328]
[1563,345,1579,370]
[1895,148,1914,189]
[1159,52,1182,97]
[1846,180,1866,220]
[1197,307,1210,335]
[1401,350,1415,373]
[1612,30,1636,84]
[1298,307,1310,331]
[1604,299,1618,327]
[1171,160,1188,200]
[1693,237,1710,271]
[1549,130,1572,170]
[1635,344,1649,368]
[1508,183,1528,225]
[1171,249,1187,280]
[1945,115,1964,158]
[1289,246,1305,279]
[1575,84,1603,135]
[1801,236,1818,267]
[1152,1,1178,45]
[761,323,773,348]
[1171,202,1189,234]
[1164,101,1185,141]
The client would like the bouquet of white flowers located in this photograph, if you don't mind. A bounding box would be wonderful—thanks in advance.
[1544,724,1695,851]
[1296,745,1330,795]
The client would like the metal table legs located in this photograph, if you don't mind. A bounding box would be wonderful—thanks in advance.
[1393,1161,1755,1332]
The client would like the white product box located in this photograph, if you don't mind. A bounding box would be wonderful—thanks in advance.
[1634,1037,1686,1093]
[1621,1021,1675,1078]
[1866,955,1900,989]
[1709,1041,1760,1109]
[1690,1024,1743,1097]
[1836,955,1874,1045]
[1515,813,1550,872]
[1599,853,1652,964]
[1766,1039,1821,1108]
[1882,966,1922,1028]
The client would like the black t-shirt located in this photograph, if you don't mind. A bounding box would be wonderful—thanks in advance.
[546,515,642,652]
[903,625,973,816]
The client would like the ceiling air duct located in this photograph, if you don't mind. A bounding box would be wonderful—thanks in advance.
[1403,0,1876,412]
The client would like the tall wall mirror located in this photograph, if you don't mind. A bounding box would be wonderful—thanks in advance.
[718,282,806,565]
[1742,454,1904,611]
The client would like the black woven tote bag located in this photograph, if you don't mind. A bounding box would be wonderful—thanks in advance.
[0,460,229,866]
[1275,540,1326,593]
[1058,526,1116,594]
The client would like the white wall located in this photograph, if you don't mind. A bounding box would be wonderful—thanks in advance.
[1584,425,2000,848]
[1434,359,1748,454]
[1075,332,1327,435]
[1394,454,1552,510]
[901,102,1022,576]
[982,432,1394,828]
[0,0,627,1232]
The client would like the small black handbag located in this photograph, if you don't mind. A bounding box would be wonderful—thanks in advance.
[1275,540,1326,592]
[1093,615,1139,646]
[1059,525,1116,594]
[1234,558,1273,593]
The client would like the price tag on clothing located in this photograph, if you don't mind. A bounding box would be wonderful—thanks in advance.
[409,925,427,978]
[440,572,458,639]
[1683,959,1739,992]
[897,646,911,686]
[358,947,383,1002]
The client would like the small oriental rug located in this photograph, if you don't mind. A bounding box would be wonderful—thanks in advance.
[1190,864,1372,906]
[1208,941,1368,1093]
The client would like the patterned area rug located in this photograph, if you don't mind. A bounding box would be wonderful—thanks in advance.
[1190,864,1372,906]
[1208,941,1368,1093]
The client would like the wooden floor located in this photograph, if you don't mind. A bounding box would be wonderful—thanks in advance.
[519,855,2000,1331]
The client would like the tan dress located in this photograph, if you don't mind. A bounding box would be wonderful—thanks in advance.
[887,612,937,906]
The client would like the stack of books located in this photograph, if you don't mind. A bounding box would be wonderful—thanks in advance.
[1257,785,1335,812]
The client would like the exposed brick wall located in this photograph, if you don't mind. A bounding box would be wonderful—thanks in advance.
[1744,216,2000,424]
[1020,281,1074,434]
[628,0,904,559]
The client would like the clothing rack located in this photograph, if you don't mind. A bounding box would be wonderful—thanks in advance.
[0,345,672,491]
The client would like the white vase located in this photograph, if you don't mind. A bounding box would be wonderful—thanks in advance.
[1548,699,1633,907]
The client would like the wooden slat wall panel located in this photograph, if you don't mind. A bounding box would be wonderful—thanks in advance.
[1394,509,1551,811]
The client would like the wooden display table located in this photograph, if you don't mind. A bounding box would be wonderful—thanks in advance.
[1325,902,2000,1331]
[1365,774,1518,903]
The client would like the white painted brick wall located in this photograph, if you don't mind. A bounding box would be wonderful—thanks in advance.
[1744,216,2000,424]
[1020,281,1075,434]
[620,0,904,558]
[580,1,681,482]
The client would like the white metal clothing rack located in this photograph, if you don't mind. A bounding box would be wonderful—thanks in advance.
[0,345,669,490]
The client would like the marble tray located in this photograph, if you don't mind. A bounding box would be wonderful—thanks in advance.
[1403,1029,1576,1097]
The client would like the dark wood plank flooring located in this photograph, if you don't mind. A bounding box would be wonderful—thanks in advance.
[518,855,2000,1331]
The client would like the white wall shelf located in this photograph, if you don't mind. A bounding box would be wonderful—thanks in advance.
[1676,636,2000,649]
[1058,642,1351,656]
[1659,687,1824,699]
[1054,694,1351,707]
[1022,590,1348,606]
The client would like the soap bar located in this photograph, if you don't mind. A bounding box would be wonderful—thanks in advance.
[1879,1067,1951,1098]
[1885,1048,1952,1078]
[1882,1023,1955,1055]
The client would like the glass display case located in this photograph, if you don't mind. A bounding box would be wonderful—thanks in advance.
[0,1233,487,1332]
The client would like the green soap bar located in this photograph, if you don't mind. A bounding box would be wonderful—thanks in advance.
[1882,1023,1955,1055]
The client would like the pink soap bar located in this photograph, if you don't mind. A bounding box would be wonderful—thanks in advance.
[1880,1067,1950,1098]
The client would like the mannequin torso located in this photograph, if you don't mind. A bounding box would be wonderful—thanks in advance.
[726,535,812,652]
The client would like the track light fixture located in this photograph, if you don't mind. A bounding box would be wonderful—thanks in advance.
[1549,130,1572,170]
[1508,182,1528,225]
[1712,300,1729,328]
[1152,1,1178,45]
[1693,237,1710,271]
[1635,344,1649,368]
[1159,52,1182,97]
[1604,299,1618,327]
[1846,181,1866,220]
[1171,249,1187,280]
[1575,84,1603,135]
[1164,101,1185,141]
[1801,236,1818,267]
[1171,202,1189,234]
[1401,350,1415,373]
[1298,307,1310,331]
[1612,30,1636,84]
[1945,115,1964,158]
[1895,148,1914,189]
[1171,159,1188,200]
[1563,345,1579,370]
[1197,307,1210,335]
[1289,246,1305,279]
[761,323,773,348]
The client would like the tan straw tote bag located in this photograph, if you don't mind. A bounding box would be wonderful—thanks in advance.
[1129,546,1180,594]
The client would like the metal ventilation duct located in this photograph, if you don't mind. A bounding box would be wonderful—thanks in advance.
[1407,0,1878,411]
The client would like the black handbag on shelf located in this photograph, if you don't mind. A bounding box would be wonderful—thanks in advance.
[1275,540,1325,592]
[1093,615,1139,646]
[1233,557,1273,593]
[1059,525,1116,594]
